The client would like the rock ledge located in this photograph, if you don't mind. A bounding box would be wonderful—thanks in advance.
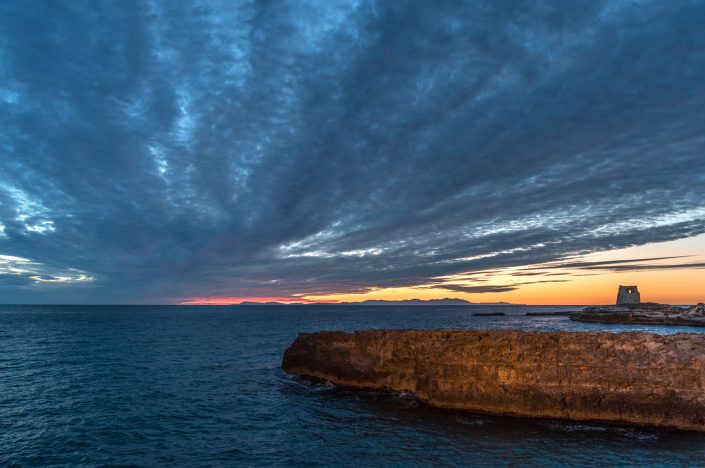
[283,329,705,431]
[571,303,705,327]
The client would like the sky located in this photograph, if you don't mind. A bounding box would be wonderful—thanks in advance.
[1,0,704,305]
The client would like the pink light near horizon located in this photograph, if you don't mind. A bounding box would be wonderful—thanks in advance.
[179,296,337,305]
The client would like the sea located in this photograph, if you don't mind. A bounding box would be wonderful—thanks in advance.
[2,304,705,467]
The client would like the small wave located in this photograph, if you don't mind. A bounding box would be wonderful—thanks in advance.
[614,428,659,441]
[390,391,420,407]
[308,381,337,392]
[456,416,485,426]
[548,422,608,432]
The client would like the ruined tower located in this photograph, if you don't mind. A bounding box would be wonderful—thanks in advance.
[616,285,640,305]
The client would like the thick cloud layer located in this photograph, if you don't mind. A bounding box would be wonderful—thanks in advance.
[1,0,704,302]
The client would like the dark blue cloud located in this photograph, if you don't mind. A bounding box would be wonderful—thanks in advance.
[1,0,704,302]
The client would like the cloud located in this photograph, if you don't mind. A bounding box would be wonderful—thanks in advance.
[552,260,705,273]
[434,285,520,294]
[0,0,704,302]
[434,279,570,294]
[0,253,94,294]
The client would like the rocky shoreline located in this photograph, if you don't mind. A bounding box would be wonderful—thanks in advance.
[283,329,705,431]
[571,303,705,327]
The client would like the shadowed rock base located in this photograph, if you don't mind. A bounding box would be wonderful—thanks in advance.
[282,330,705,431]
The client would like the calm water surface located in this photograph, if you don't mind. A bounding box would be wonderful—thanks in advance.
[2,305,705,466]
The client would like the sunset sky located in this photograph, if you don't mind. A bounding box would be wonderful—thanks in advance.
[1,1,704,305]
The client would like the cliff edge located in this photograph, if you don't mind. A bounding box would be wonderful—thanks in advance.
[282,330,705,431]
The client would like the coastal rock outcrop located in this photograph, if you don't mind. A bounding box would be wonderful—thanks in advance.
[571,303,705,327]
[283,330,705,431]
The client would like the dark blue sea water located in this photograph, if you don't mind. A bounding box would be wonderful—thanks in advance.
[2,305,705,467]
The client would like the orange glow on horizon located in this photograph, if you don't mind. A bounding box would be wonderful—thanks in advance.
[182,235,705,306]
[298,269,705,305]
[303,235,705,305]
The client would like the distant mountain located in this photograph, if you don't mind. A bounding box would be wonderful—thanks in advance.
[238,301,305,306]
[339,298,511,306]
[236,298,513,306]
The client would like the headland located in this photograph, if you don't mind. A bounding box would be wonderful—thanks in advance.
[569,285,705,327]
[283,329,705,431]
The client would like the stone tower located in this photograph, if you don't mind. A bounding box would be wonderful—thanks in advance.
[616,285,640,305]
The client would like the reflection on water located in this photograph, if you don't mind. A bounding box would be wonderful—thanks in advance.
[1,304,704,466]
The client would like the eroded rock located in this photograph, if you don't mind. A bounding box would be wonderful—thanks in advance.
[282,329,705,431]
[571,303,705,327]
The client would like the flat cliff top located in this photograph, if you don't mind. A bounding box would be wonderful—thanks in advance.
[290,328,705,347]
[286,329,705,369]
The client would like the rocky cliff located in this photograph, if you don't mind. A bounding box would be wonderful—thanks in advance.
[571,303,705,327]
[282,330,705,431]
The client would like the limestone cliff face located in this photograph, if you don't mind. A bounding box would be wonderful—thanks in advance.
[282,330,705,431]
